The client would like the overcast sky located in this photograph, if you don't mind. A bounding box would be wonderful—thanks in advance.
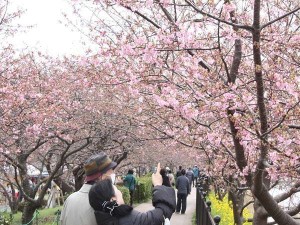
[9,0,87,56]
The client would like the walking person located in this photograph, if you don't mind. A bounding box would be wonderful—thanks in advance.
[60,152,117,225]
[176,169,190,214]
[192,165,200,187]
[186,167,194,192]
[89,163,176,225]
[166,167,175,187]
[160,168,171,187]
[176,165,182,178]
[123,169,136,206]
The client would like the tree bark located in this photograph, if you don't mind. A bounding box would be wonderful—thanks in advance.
[253,199,268,225]
[21,202,39,225]
[229,189,245,225]
[251,2,299,224]
[53,176,74,195]
[73,165,85,191]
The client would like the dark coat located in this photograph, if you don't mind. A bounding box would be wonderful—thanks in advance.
[176,175,190,195]
[94,185,176,225]
[186,171,194,183]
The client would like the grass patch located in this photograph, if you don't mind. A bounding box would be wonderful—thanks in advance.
[192,211,196,225]
[10,206,62,225]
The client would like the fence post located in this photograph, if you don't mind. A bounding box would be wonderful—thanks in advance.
[206,200,211,212]
[56,209,61,225]
[35,210,38,225]
[214,215,221,225]
[196,187,199,225]
[202,191,207,202]
[137,184,140,203]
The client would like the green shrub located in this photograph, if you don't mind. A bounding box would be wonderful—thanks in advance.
[117,185,130,205]
[0,212,13,225]
[117,175,152,204]
[143,173,152,177]
[133,176,152,203]
[207,193,252,224]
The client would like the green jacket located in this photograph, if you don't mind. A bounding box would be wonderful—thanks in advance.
[123,174,136,191]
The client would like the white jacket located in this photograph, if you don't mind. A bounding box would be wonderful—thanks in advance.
[60,184,97,225]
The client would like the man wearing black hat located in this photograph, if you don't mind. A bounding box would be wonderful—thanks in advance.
[60,152,117,225]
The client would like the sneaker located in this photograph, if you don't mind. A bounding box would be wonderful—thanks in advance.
[181,212,185,214]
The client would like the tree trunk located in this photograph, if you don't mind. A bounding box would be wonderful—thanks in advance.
[54,177,74,195]
[21,201,39,225]
[252,199,268,225]
[253,185,298,225]
[45,154,74,194]
[229,189,245,225]
[72,165,85,191]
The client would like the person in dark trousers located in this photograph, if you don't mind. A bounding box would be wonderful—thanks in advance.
[160,168,171,187]
[175,165,182,178]
[175,169,190,214]
[192,165,200,187]
[123,169,136,206]
[186,168,194,192]
[89,163,176,225]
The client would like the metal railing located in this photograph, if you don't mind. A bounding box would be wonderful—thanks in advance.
[196,176,221,225]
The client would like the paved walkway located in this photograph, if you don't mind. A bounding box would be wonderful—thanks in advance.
[134,186,197,225]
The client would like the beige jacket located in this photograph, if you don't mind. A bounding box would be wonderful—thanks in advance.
[60,184,97,225]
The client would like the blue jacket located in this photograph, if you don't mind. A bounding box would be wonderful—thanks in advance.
[192,167,199,178]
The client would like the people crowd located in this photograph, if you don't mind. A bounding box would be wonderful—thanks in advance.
[60,152,202,225]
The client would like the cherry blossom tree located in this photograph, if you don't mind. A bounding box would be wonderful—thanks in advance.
[0,53,92,223]
[0,1,150,224]
[71,0,300,224]
[0,50,152,223]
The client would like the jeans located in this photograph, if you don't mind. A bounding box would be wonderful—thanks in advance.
[176,193,187,214]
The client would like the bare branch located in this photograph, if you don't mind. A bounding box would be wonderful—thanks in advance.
[288,125,300,129]
[261,100,300,137]
[273,181,300,203]
[229,39,242,83]
[123,5,161,29]
[261,6,300,30]
[185,0,253,31]
[156,47,219,51]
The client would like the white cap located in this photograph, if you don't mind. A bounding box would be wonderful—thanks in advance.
[166,167,170,170]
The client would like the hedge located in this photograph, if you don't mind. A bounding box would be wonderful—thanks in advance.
[118,175,152,204]
[133,176,152,203]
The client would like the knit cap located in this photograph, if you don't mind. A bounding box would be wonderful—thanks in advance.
[84,152,117,182]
